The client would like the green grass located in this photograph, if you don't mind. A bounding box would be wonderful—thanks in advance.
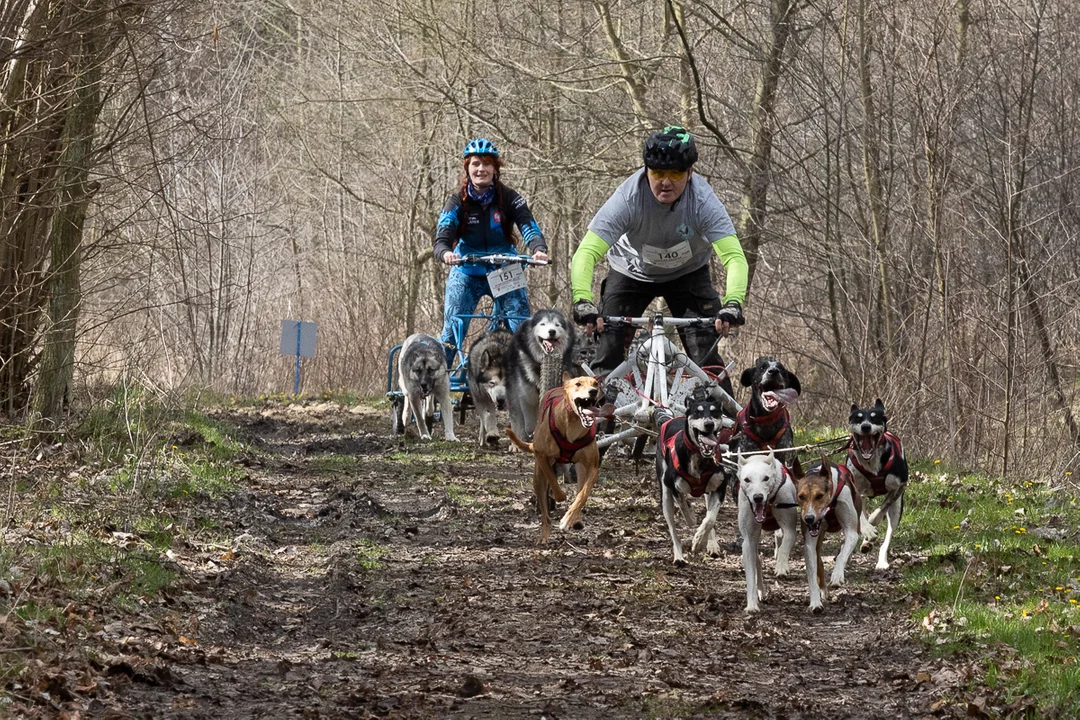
[357,539,388,571]
[901,461,1080,714]
[310,454,360,475]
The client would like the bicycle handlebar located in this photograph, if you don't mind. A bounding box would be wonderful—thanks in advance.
[452,253,549,267]
[599,314,714,328]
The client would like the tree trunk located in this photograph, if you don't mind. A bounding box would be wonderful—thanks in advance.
[738,0,794,293]
[33,15,104,421]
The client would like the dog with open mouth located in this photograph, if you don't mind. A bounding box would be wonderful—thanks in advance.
[792,454,864,613]
[846,399,908,570]
[733,357,801,466]
[504,309,577,443]
[736,450,799,614]
[655,386,736,565]
[507,373,602,544]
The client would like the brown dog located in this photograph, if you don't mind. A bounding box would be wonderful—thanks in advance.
[792,455,863,612]
[507,373,602,543]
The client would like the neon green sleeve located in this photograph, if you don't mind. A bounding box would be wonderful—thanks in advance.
[711,234,748,305]
[571,230,611,303]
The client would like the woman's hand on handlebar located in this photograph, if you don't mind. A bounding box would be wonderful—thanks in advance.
[443,251,461,265]
[531,249,549,263]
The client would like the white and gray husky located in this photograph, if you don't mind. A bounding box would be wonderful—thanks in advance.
[466,329,512,446]
[504,309,576,441]
[398,333,457,442]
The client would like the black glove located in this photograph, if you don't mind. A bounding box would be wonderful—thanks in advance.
[573,300,599,325]
[716,300,745,327]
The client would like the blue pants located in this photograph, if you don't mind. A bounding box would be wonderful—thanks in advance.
[440,267,530,359]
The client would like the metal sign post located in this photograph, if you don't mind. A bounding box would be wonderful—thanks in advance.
[279,320,317,395]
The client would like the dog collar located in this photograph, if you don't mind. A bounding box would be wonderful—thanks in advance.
[767,466,799,510]
[736,404,791,449]
[543,388,597,464]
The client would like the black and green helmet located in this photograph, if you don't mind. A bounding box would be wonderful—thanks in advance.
[642,126,698,171]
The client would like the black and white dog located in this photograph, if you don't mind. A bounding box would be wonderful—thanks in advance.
[397,333,457,442]
[655,387,735,565]
[505,309,576,441]
[466,329,512,446]
[846,399,908,570]
[734,357,801,464]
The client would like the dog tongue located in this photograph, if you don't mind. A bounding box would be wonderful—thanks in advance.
[763,388,800,409]
[698,435,718,449]
[859,435,877,459]
[541,340,555,354]
[753,502,767,523]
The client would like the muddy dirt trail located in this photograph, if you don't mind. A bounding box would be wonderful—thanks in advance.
[112,403,946,719]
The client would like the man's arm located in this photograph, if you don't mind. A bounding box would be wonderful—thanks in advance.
[571,231,611,303]
[710,234,748,305]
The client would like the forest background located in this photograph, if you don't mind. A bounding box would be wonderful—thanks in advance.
[2,0,1079,481]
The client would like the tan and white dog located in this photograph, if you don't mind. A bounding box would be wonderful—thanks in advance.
[792,455,864,613]
[507,373,602,544]
[737,451,799,614]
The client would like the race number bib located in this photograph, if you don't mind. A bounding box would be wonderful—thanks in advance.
[487,264,526,298]
[641,240,694,269]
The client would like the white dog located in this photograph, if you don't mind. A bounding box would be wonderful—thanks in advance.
[737,451,799,614]
[792,455,864,613]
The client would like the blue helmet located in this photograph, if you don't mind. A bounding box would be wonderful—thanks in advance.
[462,138,500,158]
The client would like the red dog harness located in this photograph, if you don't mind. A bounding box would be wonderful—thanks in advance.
[821,464,858,533]
[542,387,597,464]
[736,403,791,449]
[847,432,903,496]
[658,420,730,497]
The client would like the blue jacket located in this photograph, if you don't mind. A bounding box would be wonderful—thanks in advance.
[433,184,546,276]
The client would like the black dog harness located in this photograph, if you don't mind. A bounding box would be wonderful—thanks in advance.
[736,403,791,449]
[542,387,597,464]
[658,419,730,497]
[847,432,903,496]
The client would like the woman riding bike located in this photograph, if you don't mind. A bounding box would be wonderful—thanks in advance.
[434,138,549,366]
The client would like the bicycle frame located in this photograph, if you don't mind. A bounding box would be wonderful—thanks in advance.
[586,312,740,449]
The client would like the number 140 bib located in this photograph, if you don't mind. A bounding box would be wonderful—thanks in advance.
[641,240,693,269]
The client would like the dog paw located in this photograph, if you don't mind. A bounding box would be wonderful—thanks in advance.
[875,559,891,571]
[706,542,722,558]
[775,564,791,578]
[420,433,432,441]
[809,602,824,614]
[484,434,500,445]
[673,557,687,568]
[745,604,761,614]
[860,540,873,553]
[829,573,845,588]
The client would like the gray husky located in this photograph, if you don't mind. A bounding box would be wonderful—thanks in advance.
[398,333,457,442]
[504,309,576,441]
[466,329,512,446]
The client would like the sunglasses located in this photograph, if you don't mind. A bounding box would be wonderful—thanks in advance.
[647,168,688,182]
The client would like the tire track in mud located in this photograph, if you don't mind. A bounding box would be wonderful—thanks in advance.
[114,403,945,719]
